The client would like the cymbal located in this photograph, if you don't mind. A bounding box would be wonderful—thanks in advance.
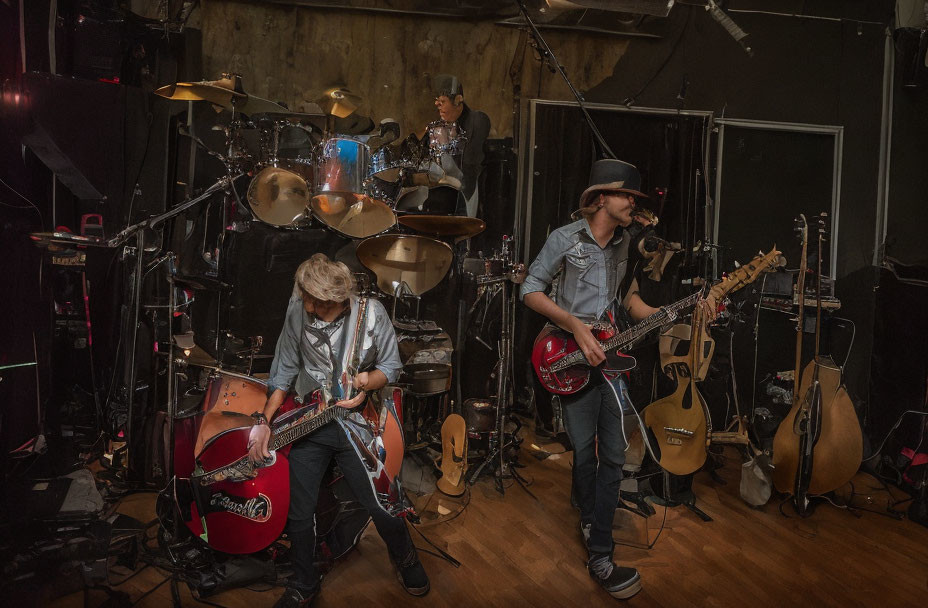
[246,167,311,227]
[310,193,396,239]
[173,343,218,368]
[356,235,453,297]
[315,87,363,118]
[398,215,485,240]
[154,75,316,117]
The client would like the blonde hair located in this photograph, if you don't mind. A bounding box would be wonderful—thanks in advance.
[293,253,357,302]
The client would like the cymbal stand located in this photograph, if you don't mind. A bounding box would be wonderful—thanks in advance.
[390,281,419,324]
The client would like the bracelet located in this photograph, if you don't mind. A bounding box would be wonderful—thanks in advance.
[251,411,268,426]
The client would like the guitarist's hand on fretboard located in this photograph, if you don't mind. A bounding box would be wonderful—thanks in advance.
[247,424,272,465]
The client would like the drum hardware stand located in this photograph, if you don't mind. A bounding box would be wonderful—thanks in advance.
[464,270,530,496]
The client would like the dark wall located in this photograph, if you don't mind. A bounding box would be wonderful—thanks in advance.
[577,2,895,410]
[886,28,928,266]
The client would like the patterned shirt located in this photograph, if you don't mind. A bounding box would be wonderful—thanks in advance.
[521,218,630,323]
[267,295,403,399]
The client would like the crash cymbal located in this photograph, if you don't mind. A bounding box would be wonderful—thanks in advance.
[315,87,364,118]
[397,215,485,240]
[154,75,301,116]
[310,193,396,239]
[356,235,453,297]
[246,167,311,226]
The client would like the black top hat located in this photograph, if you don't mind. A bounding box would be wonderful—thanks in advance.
[579,159,648,207]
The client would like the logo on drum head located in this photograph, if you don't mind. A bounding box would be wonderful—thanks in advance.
[209,491,272,522]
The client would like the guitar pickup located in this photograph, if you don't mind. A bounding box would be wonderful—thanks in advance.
[663,427,695,438]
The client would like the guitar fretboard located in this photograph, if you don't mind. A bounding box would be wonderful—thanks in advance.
[270,405,347,450]
[550,291,702,372]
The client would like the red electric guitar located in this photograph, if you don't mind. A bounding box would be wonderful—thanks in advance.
[532,248,781,396]
[180,387,407,555]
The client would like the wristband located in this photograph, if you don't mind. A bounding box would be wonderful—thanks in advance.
[251,411,268,426]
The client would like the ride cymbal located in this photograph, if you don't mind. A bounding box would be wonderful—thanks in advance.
[155,75,300,116]
[310,193,396,239]
[398,215,485,240]
[356,234,453,297]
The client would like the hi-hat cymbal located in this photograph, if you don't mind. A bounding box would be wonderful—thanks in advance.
[247,167,311,226]
[398,215,486,240]
[310,193,396,239]
[154,75,318,117]
[356,235,453,297]
[173,343,218,368]
[315,87,364,118]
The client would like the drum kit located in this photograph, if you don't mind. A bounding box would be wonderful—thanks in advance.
[154,74,472,238]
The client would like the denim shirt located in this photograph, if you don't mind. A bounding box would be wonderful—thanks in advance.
[267,295,403,398]
[520,218,630,323]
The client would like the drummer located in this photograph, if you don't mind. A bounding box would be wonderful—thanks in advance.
[432,74,490,217]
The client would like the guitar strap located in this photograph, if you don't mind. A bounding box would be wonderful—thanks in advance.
[600,369,661,463]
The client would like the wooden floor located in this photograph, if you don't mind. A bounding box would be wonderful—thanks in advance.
[57,432,928,608]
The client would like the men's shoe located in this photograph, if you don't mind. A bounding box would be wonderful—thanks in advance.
[588,553,641,600]
[580,522,592,544]
[273,586,318,608]
[397,558,430,596]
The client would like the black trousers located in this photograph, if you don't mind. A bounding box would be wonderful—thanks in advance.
[287,421,414,591]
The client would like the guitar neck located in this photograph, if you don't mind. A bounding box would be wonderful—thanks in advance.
[602,291,702,353]
[270,406,345,451]
[556,291,701,370]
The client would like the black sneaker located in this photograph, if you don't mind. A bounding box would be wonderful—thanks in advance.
[397,558,430,596]
[588,553,641,600]
[273,586,318,608]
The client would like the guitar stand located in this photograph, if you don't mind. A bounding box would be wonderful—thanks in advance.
[650,470,714,522]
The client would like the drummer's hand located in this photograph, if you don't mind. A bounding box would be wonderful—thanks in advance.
[247,424,272,465]
[335,391,367,410]
[353,372,370,391]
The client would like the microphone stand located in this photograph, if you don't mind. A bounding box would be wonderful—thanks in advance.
[514,0,617,160]
[118,174,240,476]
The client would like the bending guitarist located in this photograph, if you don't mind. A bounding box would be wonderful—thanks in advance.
[247,254,428,607]
[521,159,714,600]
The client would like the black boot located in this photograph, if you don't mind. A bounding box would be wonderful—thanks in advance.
[393,547,430,596]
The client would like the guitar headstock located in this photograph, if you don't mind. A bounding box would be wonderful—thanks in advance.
[794,214,808,244]
[710,246,782,300]
[816,211,829,243]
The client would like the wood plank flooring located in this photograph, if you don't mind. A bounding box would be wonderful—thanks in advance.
[57,434,928,607]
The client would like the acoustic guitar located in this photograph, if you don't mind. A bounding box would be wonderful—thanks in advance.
[642,248,780,476]
[771,213,862,513]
